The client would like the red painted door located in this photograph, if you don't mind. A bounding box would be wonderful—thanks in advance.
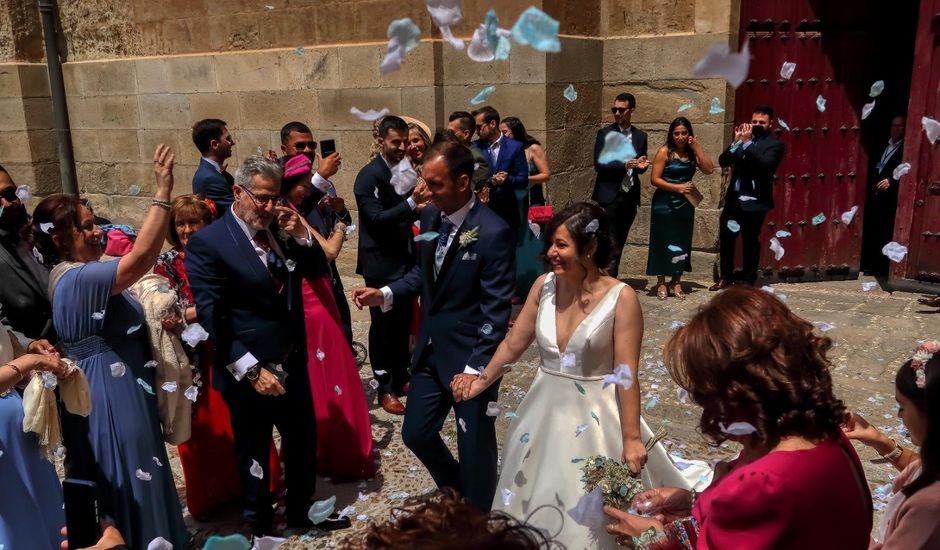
[735,1,915,281]
[893,2,940,284]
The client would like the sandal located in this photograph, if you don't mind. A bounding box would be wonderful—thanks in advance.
[671,283,686,300]
[656,284,668,301]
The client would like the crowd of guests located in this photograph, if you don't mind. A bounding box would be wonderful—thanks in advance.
[0,87,936,550]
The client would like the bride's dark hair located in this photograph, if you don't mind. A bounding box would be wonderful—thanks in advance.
[542,202,613,271]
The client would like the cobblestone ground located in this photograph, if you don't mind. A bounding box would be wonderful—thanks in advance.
[56,271,937,548]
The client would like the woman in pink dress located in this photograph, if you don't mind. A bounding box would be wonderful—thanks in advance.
[604,286,872,549]
[281,155,375,480]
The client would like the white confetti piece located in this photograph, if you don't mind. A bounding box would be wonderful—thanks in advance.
[760,286,775,294]
[369,379,380,390]
[152,456,163,467]
[602,363,634,390]
[356,514,369,522]
[181,323,209,347]
[597,131,637,164]
[812,321,835,332]
[337,504,356,519]
[893,162,911,181]
[380,19,421,76]
[559,352,576,369]
[345,224,357,235]
[719,421,757,436]
[160,382,177,393]
[779,61,796,80]
[15,185,32,202]
[501,488,514,506]
[250,459,264,479]
[285,259,296,272]
[692,41,750,89]
[184,386,198,402]
[676,387,689,403]
[350,107,390,122]
[135,469,152,481]
[870,80,885,98]
[110,362,126,377]
[391,158,419,195]
[882,241,908,263]
[769,237,785,261]
[458,418,467,432]
[480,323,493,335]
[671,254,688,264]
[862,282,878,292]
[334,385,343,395]
[486,401,501,417]
[575,423,589,437]
[670,320,685,330]
[146,537,172,550]
[922,117,940,144]
[841,206,859,225]
[862,100,876,120]
[144,360,157,368]
[528,221,541,238]
[708,97,725,115]
[40,222,54,234]
[316,348,325,361]
[358,491,370,501]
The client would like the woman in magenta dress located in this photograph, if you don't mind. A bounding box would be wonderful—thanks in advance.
[154,195,283,520]
[604,286,872,550]
[282,155,375,479]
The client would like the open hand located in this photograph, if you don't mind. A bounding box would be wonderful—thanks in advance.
[477,185,490,204]
[60,523,125,550]
[352,287,385,309]
[251,368,285,396]
[635,156,650,170]
[152,144,176,194]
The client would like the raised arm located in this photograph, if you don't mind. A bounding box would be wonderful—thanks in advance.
[613,285,645,473]
[690,136,715,174]
[114,145,175,295]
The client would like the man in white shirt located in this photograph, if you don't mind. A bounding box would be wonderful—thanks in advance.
[862,115,907,275]
[191,118,236,214]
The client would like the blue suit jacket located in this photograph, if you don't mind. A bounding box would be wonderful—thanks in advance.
[184,209,322,394]
[388,200,515,383]
[192,158,235,215]
[473,137,528,230]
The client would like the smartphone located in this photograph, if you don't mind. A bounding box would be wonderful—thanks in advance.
[63,478,100,550]
[319,139,337,158]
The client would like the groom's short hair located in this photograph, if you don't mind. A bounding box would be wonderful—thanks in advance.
[426,141,474,183]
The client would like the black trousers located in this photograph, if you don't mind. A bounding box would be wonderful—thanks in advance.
[222,352,317,535]
[718,205,767,283]
[601,193,639,278]
[364,277,412,395]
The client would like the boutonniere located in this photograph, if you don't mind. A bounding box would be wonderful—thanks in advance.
[458,226,480,248]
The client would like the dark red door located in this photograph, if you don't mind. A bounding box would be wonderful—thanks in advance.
[735,1,916,281]
[893,2,940,283]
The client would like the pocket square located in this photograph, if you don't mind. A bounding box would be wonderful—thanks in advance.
[461,251,478,261]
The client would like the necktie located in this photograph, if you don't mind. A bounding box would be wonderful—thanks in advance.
[435,218,454,278]
[253,231,285,291]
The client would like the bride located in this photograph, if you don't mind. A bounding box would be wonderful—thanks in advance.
[451,202,698,549]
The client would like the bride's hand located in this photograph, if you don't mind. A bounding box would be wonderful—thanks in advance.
[621,437,648,475]
[451,373,488,402]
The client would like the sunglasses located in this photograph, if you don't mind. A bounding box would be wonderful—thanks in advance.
[241,186,283,207]
[0,187,19,202]
[291,141,317,151]
[611,107,630,114]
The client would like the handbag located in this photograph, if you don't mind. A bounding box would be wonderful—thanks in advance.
[527,205,554,224]
[685,184,704,208]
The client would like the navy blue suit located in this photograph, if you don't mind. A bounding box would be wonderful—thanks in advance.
[184,208,321,533]
[473,136,528,231]
[192,158,235,215]
[388,199,515,511]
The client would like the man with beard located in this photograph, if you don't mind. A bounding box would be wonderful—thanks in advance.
[354,115,431,415]
[192,118,236,215]
[0,166,56,342]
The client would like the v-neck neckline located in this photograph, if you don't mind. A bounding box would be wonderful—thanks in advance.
[551,277,622,356]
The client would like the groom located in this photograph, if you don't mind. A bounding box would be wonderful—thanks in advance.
[353,141,515,511]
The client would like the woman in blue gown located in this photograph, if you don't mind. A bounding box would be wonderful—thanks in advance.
[31,145,188,549]
[0,323,69,549]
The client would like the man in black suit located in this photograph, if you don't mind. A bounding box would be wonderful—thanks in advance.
[353,141,515,511]
[0,165,55,342]
[185,156,349,536]
[861,115,906,275]
[712,105,786,290]
[354,115,430,414]
[471,106,529,232]
[191,118,236,215]
[592,92,649,278]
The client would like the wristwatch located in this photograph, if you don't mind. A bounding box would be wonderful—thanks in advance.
[246,364,261,381]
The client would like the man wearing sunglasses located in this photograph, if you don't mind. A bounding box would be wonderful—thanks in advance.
[592,92,649,278]
[0,166,56,344]
[192,118,236,216]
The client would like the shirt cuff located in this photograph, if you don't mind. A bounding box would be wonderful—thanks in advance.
[227,352,258,381]
[463,365,481,375]
[311,172,336,196]
[406,197,417,210]
[379,286,394,313]
[742,140,753,150]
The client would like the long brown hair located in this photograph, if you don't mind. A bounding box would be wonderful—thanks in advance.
[30,193,85,267]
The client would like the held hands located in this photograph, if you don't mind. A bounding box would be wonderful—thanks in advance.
[621,436,648,474]
[274,206,307,239]
[317,152,342,180]
[15,353,70,379]
[351,287,385,310]
[451,372,489,402]
[251,367,285,396]
[152,144,176,194]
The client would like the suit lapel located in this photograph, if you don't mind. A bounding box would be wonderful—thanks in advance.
[223,210,270,286]
[0,240,45,299]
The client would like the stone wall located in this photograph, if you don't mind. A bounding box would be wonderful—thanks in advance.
[0,0,738,278]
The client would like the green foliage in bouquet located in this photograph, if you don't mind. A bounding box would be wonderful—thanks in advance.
[578,455,645,510]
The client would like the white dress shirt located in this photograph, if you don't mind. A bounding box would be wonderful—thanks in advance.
[876,138,903,174]
[619,124,634,192]
[201,156,223,173]
[488,134,504,164]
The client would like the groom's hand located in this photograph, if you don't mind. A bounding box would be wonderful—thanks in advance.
[451,373,488,402]
[352,287,384,309]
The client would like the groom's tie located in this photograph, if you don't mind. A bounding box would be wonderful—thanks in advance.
[435,217,454,279]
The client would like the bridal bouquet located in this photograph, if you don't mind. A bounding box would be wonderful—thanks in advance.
[579,456,645,510]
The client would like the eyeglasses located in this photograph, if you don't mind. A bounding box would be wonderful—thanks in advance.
[0,187,19,202]
[240,186,283,207]
[291,141,317,151]
[611,107,630,114]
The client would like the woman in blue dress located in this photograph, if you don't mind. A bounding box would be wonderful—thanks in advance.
[646,117,714,299]
[30,145,188,548]
[0,321,69,549]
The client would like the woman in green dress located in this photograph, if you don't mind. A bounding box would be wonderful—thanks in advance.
[646,117,714,299]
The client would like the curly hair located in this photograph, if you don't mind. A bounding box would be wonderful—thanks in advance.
[344,489,555,550]
[664,286,848,448]
[542,202,613,272]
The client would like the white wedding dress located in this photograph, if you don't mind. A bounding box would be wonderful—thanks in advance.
[492,274,709,550]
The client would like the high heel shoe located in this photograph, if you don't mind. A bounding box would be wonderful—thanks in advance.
[671,283,685,300]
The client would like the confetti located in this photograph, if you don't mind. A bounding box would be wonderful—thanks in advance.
[563,84,578,102]
[645,396,659,410]
[922,117,940,144]
[285,260,296,272]
[760,286,775,294]
[486,401,501,417]
[390,158,419,195]
[160,382,177,393]
[882,241,908,263]
[146,537,172,550]
[250,459,264,479]
[110,362,126,377]
[892,163,911,181]
[676,387,689,403]
[458,418,467,432]
[390,491,410,500]
[591,411,600,425]
[671,254,688,264]
[567,486,606,528]
[841,206,859,225]
[369,379,380,390]
[126,324,142,334]
[862,282,878,292]
[337,504,356,520]
[426,0,464,49]
[520,432,530,443]
[144,360,157,368]
[480,323,493,335]
[777,118,790,131]
[470,85,496,106]
[769,237,785,261]
[510,6,561,52]
[779,61,796,80]
[812,321,835,332]
[574,381,586,395]
[128,184,141,196]
[39,222,54,234]
[184,386,198,402]
[775,230,791,238]
[726,219,740,233]
[667,244,683,253]
[181,323,209,347]
[597,131,637,164]
[135,469,152,481]
[862,101,876,120]
[560,352,576,369]
[316,348,325,361]
[708,97,725,114]
[15,185,32,202]
[719,421,757,436]
[334,385,343,395]
[504,412,517,418]
[345,224,357,235]
[413,231,440,242]
[501,488,514,506]
[528,221,541,238]
[380,18,421,76]
[136,378,154,394]
[350,107,390,122]
[816,95,827,112]
[308,495,336,524]
[575,423,589,437]
[677,103,693,113]
[811,213,826,226]
[670,320,685,330]
[602,363,634,390]
[692,41,750,89]
[869,80,885,98]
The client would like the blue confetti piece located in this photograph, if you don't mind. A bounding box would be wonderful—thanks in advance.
[128,184,141,196]
[816,95,827,112]
[126,324,142,334]
[520,432,530,443]
[775,230,791,238]
[667,244,683,253]
[563,84,578,102]
[510,6,561,53]
[811,213,826,226]
[504,412,517,418]
[709,97,725,114]
[644,396,659,410]
[870,80,885,98]
[571,457,585,463]
[201,534,251,550]
[597,131,637,164]
[591,411,600,425]
[778,118,790,131]
[413,231,440,242]
[470,85,496,106]
[726,220,740,233]
[574,381,586,395]
[677,103,693,113]
[136,378,154,395]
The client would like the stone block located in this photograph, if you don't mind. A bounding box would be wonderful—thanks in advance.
[441,43,510,86]
[337,43,435,89]
[21,97,54,129]
[0,98,26,131]
[17,65,51,98]
[331,170,356,204]
[257,6,319,49]
[228,130,278,164]
[134,58,167,94]
[695,0,735,35]
[546,37,602,84]
[603,34,731,82]
[316,88,402,131]
[277,47,341,91]
[163,56,219,94]
[544,0,600,36]
[61,64,81,97]
[545,81,602,131]
[174,129,203,167]
[0,131,32,162]
[172,165,198,197]
[116,163,156,197]
[0,66,22,98]
[602,0,695,36]
[26,129,57,163]
[201,13,263,52]
[137,129,181,164]
[614,80,730,126]
[400,86,441,129]
[139,94,190,130]
[509,47,546,85]
[215,51,281,92]
[69,95,139,129]
[70,130,101,162]
[188,93,241,128]
[333,130,378,177]
[132,0,207,24]
[108,195,153,227]
[237,89,318,130]
[313,0,428,45]
[73,61,137,96]
[155,19,198,56]
[98,130,141,163]
[77,161,120,196]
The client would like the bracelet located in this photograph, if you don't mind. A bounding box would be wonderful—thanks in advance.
[872,439,903,463]
[152,199,172,210]
[3,363,23,382]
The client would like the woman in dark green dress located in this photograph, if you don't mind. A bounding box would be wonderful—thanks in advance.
[646,117,714,299]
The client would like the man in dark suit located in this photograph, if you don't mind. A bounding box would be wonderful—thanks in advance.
[472,106,528,231]
[592,92,649,278]
[191,118,236,215]
[353,142,515,511]
[712,105,786,290]
[354,115,430,414]
[447,111,491,191]
[861,115,906,275]
[185,156,349,536]
[0,165,55,342]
